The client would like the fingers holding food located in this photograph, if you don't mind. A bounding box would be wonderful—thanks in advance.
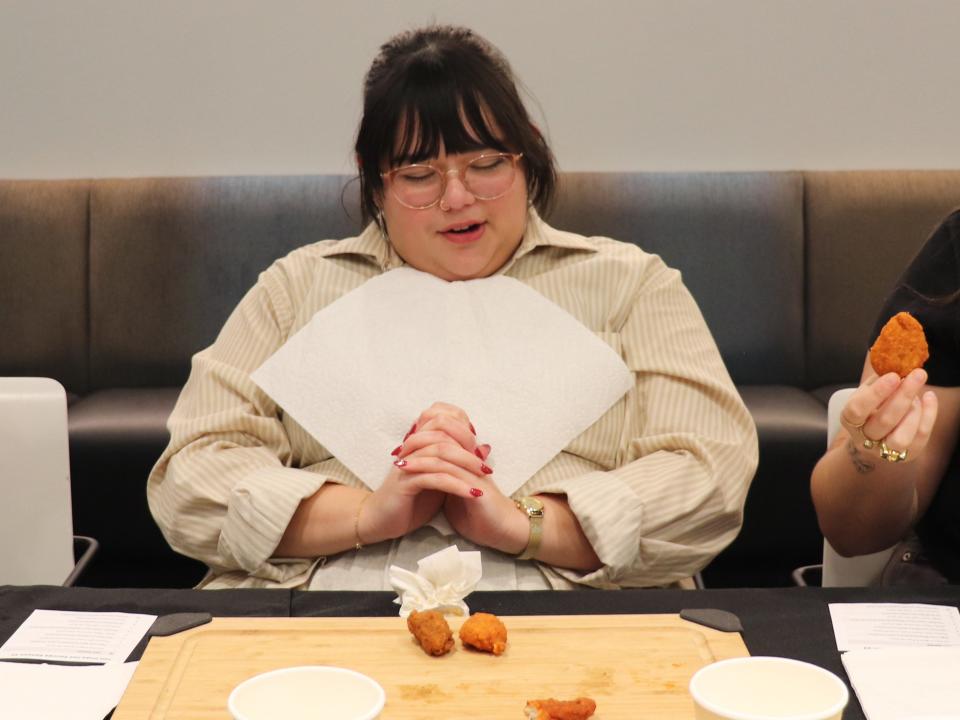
[877,389,939,461]
[406,609,454,656]
[869,311,929,378]
[914,389,939,450]
[524,697,597,720]
[839,372,898,437]
[458,611,508,655]
[851,367,930,452]
[880,395,921,453]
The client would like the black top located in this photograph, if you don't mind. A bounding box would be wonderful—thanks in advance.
[872,209,960,580]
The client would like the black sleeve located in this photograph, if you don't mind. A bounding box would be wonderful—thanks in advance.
[871,210,960,387]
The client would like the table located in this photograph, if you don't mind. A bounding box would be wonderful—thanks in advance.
[3,584,959,719]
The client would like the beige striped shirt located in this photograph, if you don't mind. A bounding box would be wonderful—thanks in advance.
[147,210,757,590]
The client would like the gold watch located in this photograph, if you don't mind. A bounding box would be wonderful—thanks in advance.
[515,496,544,560]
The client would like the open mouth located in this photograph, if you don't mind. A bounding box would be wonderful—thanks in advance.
[443,222,482,234]
[440,221,485,243]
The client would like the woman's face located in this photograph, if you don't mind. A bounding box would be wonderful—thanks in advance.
[380,148,528,281]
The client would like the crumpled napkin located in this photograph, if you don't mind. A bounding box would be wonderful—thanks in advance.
[389,546,482,618]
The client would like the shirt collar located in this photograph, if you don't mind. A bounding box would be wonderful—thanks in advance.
[317,222,403,271]
[318,208,596,273]
[511,208,598,261]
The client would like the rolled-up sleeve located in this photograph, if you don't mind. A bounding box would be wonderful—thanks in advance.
[525,257,758,588]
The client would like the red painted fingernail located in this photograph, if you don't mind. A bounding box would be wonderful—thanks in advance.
[390,445,402,456]
[403,422,417,441]
[474,447,484,459]
[469,422,476,434]
[480,463,493,475]
[393,458,407,468]
[478,443,491,459]
[470,487,483,497]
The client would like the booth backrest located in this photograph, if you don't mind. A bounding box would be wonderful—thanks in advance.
[551,172,805,386]
[805,170,960,390]
[3,170,960,587]
[1,180,89,392]
[7,171,959,396]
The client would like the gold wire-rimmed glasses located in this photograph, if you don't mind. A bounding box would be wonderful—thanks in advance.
[380,152,523,209]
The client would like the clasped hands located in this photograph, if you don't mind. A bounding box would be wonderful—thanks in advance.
[840,368,938,465]
[356,402,528,554]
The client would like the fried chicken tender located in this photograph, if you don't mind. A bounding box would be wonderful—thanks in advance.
[524,697,597,720]
[869,311,929,378]
[458,612,507,655]
[406,610,454,656]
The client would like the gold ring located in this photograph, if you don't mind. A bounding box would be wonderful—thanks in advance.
[879,442,908,463]
[859,428,882,450]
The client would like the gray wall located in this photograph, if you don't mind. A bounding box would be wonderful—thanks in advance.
[2,0,959,178]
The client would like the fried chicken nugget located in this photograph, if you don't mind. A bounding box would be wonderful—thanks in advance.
[458,611,507,655]
[524,697,597,720]
[406,609,454,656]
[869,311,929,378]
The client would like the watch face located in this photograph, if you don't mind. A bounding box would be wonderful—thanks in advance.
[520,497,544,516]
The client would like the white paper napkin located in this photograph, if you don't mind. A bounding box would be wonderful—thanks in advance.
[389,546,482,617]
[841,646,960,720]
[0,661,138,720]
[251,266,632,496]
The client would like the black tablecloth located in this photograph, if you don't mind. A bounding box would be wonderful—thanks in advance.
[3,584,960,720]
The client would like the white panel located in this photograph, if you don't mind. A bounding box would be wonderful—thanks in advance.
[822,387,896,587]
[0,377,74,585]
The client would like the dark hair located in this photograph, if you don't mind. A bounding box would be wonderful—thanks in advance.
[355,25,556,226]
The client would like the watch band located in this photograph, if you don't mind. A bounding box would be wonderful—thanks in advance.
[515,496,544,560]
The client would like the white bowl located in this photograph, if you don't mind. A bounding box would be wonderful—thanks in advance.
[228,665,385,720]
[689,656,849,720]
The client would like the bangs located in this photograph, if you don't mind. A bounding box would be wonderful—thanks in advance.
[387,79,513,167]
[356,24,556,226]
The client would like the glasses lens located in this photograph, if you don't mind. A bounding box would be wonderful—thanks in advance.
[464,154,516,199]
[387,154,518,208]
[390,165,443,208]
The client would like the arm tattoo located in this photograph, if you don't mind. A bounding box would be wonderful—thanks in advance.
[846,438,875,474]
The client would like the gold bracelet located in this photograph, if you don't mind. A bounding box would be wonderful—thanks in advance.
[353,493,371,550]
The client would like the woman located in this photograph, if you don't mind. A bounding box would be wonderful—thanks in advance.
[148,25,757,590]
[811,210,960,584]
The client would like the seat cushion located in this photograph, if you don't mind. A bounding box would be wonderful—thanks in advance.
[68,387,205,587]
[704,385,827,586]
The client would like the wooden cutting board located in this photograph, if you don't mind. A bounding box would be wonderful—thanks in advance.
[113,614,748,719]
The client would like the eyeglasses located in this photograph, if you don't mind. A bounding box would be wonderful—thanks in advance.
[380,152,523,210]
